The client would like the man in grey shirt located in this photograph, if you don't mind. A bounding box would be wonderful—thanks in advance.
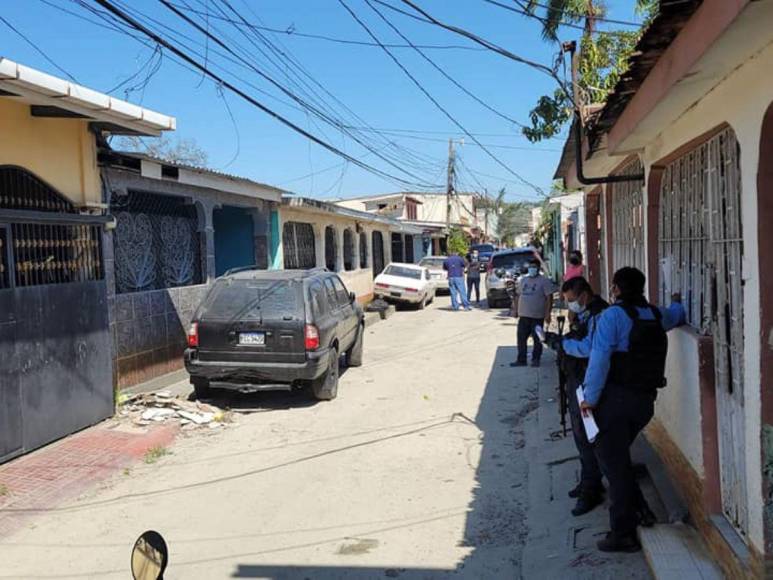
[511,258,555,367]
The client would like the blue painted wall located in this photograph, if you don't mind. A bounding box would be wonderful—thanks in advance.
[213,206,255,277]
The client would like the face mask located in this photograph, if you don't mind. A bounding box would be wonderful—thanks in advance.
[568,300,585,314]
[528,267,538,277]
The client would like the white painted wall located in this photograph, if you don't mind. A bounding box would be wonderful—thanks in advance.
[636,40,773,552]
[655,327,705,478]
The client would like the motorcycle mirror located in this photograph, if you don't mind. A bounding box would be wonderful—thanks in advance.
[131,531,168,580]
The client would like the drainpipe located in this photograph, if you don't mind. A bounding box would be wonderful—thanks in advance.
[564,42,645,185]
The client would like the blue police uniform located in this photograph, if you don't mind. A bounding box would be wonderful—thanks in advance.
[581,299,685,542]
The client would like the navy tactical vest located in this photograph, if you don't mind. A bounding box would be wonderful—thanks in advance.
[607,303,668,391]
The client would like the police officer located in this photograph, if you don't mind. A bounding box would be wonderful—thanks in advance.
[580,267,684,552]
[546,276,607,517]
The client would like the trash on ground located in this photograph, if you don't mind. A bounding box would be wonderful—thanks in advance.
[119,391,236,430]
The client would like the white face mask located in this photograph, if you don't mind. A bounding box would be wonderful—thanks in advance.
[568,300,585,314]
[527,267,538,277]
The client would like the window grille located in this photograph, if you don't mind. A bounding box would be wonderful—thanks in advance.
[0,166,76,213]
[111,190,202,294]
[343,229,354,271]
[0,167,103,288]
[325,226,337,271]
[283,221,316,269]
[359,231,368,269]
[611,159,645,272]
[372,231,385,275]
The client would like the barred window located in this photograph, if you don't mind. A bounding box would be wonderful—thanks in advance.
[325,226,337,271]
[343,229,355,271]
[372,230,385,275]
[658,128,742,333]
[0,167,103,288]
[111,191,202,294]
[359,231,368,269]
[283,221,316,269]
[611,158,645,273]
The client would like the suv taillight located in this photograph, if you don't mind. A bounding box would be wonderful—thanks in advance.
[187,322,199,348]
[304,324,320,351]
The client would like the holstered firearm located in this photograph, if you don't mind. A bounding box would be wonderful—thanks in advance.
[556,315,567,436]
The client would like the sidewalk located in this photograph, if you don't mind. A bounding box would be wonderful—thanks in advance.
[0,420,177,539]
[521,353,652,579]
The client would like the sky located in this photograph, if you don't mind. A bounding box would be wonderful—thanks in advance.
[1,0,645,203]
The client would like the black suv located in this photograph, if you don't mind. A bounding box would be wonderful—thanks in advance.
[184,268,365,401]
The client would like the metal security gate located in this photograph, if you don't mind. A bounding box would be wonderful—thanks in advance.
[283,221,316,269]
[659,128,747,536]
[611,158,645,272]
[391,233,404,263]
[0,167,113,464]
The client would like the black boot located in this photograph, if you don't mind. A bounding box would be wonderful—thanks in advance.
[571,492,604,516]
[637,504,657,527]
[597,532,641,553]
[568,483,582,499]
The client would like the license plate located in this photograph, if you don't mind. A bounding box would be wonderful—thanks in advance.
[432,273,442,278]
[239,332,265,345]
[390,291,402,297]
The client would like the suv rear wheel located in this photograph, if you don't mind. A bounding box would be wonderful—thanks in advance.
[191,376,211,399]
[346,324,364,367]
[311,348,339,400]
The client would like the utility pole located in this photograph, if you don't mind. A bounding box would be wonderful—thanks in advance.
[484,188,489,241]
[446,138,455,229]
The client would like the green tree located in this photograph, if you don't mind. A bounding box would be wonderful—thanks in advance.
[447,227,470,256]
[522,0,657,142]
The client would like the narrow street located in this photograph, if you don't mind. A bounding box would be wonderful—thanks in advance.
[0,296,539,579]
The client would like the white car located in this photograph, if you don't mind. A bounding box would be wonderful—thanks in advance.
[418,256,449,292]
[374,263,436,309]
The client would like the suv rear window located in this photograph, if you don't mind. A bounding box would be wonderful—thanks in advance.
[198,278,300,320]
[471,244,495,253]
[492,251,534,271]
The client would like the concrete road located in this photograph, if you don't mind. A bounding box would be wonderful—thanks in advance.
[0,296,537,579]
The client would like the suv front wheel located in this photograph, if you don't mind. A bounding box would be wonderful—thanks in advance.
[311,348,339,400]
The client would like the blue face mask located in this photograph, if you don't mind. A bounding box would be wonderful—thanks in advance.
[528,267,538,277]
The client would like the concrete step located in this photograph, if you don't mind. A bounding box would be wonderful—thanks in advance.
[632,436,689,524]
[639,523,723,580]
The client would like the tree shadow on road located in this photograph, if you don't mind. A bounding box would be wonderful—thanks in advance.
[224,345,536,579]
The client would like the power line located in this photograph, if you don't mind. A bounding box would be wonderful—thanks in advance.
[164,2,485,51]
[367,131,562,151]
[92,0,437,189]
[337,0,545,196]
[362,0,526,129]
[521,0,643,28]
[157,0,437,185]
[0,14,79,81]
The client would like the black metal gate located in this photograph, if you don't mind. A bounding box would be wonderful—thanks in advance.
[372,231,385,275]
[391,233,404,263]
[0,167,113,464]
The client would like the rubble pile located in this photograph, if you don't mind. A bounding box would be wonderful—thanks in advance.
[118,391,234,430]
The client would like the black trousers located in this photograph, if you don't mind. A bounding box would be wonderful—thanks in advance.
[517,316,543,362]
[566,364,603,494]
[467,277,480,302]
[592,386,655,536]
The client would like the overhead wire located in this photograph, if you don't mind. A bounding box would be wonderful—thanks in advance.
[164,2,485,51]
[0,14,79,82]
[337,0,545,196]
[92,0,440,189]
[519,0,644,28]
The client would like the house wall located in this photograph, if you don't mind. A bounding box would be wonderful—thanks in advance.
[0,99,100,205]
[278,206,396,303]
[636,40,773,556]
[103,167,276,389]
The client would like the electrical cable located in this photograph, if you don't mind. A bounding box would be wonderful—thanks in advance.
[520,0,643,27]
[0,14,79,81]
[362,0,526,129]
[93,0,438,189]
[337,0,545,196]
[165,1,485,51]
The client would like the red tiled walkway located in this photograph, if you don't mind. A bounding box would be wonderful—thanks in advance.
[0,423,177,538]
